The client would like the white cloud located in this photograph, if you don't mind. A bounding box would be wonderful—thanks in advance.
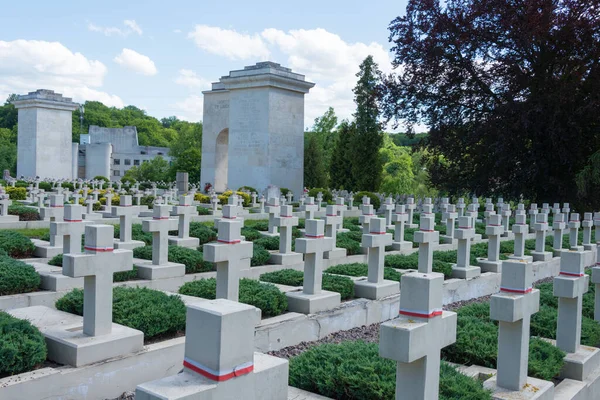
[174,69,211,89]
[88,19,143,37]
[172,95,203,122]
[0,39,123,107]
[188,25,269,60]
[114,48,157,76]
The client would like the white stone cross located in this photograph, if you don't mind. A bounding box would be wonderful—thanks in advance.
[37,191,47,208]
[582,212,594,251]
[170,195,199,247]
[490,259,540,391]
[335,197,346,230]
[553,213,567,254]
[142,204,179,265]
[592,227,600,321]
[530,213,552,261]
[286,191,293,204]
[405,197,417,227]
[555,250,589,353]
[569,213,582,250]
[496,197,504,212]
[381,197,395,229]
[85,196,95,214]
[501,203,511,236]
[72,191,82,205]
[111,195,142,250]
[104,191,114,210]
[92,189,100,203]
[271,205,302,265]
[302,196,318,220]
[552,203,561,215]
[509,213,530,261]
[413,214,439,273]
[443,204,458,242]
[440,197,450,224]
[316,192,323,211]
[456,197,465,218]
[323,204,344,259]
[266,197,281,235]
[479,214,504,274]
[452,216,480,279]
[203,205,253,301]
[483,203,495,227]
[295,219,334,296]
[0,195,10,217]
[359,202,375,235]
[251,192,258,207]
[133,192,143,206]
[211,194,220,214]
[41,194,65,222]
[563,203,571,222]
[379,267,456,399]
[50,204,86,254]
[392,204,411,251]
[63,224,133,336]
[258,195,265,214]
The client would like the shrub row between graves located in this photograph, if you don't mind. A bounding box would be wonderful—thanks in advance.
[307,188,333,203]
[113,224,153,245]
[0,230,36,258]
[0,256,41,296]
[196,206,211,215]
[325,263,402,282]
[179,278,287,318]
[252,244,271,266]
[384,253,454,279]
[56,287,186,340]
[441,302,566,381]
[289,340,492,400]
[218,190,251,207]
[133,246,214,274]
[259,269,355,300]
[0,311,47,377]
[47,254,139,282]
[5,187,27,200]
[189,222,217,245]
[8,204,40,221]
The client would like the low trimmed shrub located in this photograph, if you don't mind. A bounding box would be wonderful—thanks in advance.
[325,263,402,282]
[56,287,186,339]
[323,274,355,300]
[8,205,40,221]
[353,191,381,210]
[0,230,36,258]
[189,223,217,245]
[289,340,492,400]
[0,256,41,296]
[0,311,47,377]
[241,227,263,242]
[336,233,362,255]
[307,188,333,203]
[179,278,288,318]
[245,220,270,232]
[259,269,354,299]
[254,236,280,251]
[197,206,211,215]
[48,253,63,266]
[133,246,214,274]
[260,269,305,287]
[252,244,271,266]
[113,224,153,245]
[6,186,26,200]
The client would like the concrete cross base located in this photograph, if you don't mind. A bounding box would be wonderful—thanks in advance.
[406,223,418,229]
[82,213,102,220]
[285,290,341,314]
[543,338,600,381]
[269,252,304,265]
[451,264,481,280]
[8,306,143,368]
[0,215,19,223]
[531,251,553,262]
[440,235,456,245]
[584,244,596,252]
[259,231,280,238]
[39,270,84,291]
[337,228,350,234]
[354,279,399,300]
[554,249,566,257]
[483,375,554,400]
[33,243,62,258]
[508,255,534,263]
[136,352,288,400]
[210,210,223,216]
[323,248,347,260]
[168,236,200,249]
[477,258,503,273]
[135,260,186,280]
[571,245,585,251]
[139,210,154,218]
[114,239,146,250]
[471,234,483,241]
[392,241,413,251]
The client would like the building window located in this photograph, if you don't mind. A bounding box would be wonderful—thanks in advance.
[143,159,149,163]
[113,170,120,176]
[114,159,120,165]
[125,159,131,166]
[134,159,140,166]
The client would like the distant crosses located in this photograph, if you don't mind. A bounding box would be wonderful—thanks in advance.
[83,195,102,220]
[211,193,220,215]
[323,205,347,260]
[413,213,439,274]
[529,204,539,234]
[483,203,495,227]
[582,212,595,251]
[270,205,303,265]
[359,199,375,235]
[452,216,481,280]
[509,214,532,262]
[264,197,281,236]
[40,194,65,222]
[302,196,318,220]
[478,214,504,273]
[484,259,548,396]
[63,225,134,336]
[405,197,417,228]
[531,213,552,262]
[569,213,583,251]
[553,213,567,256]
[286,219,338,314]
[335,197,347,231]
[355,218,397,299]
[501,203,511,237]
[204,205,253,301]
[456,197,466,218]
[381,197,395,229]
[440,204,458,245]
[562,203,571,222]
[258,195,266,214]
[168,195,200,249]
[392,204,412,251]
[50,204,86,255]
[112,195,145,250]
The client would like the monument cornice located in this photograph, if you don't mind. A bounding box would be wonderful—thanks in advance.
[219,73,316,94]
[12,98,79,112]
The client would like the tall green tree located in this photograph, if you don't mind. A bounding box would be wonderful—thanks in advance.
[352,56,384,191]
[330,121,356,190]
[169,119,203,181]
[381,0,600,208]
[304,132,327,188]
[311,107,338,177]
[122,156,172,182]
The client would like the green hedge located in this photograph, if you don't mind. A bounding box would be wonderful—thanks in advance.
[5,186,27,200]
[252,244,271,266]
[179,278,287,318]
[56,287,186,339]
[259,269,354,300]
[133,245,214,274]
[325,263,402,282]
[0,230,36,258]
[254,236,280,251]
[189,223,218,245]
[242,227,263,241]
[384,253,453,279]
[196,206,211,215]
[307,188,333,203]
[442,302,565,381]
[353,191,380,210]
[289,340,491,400]
[113,224,153,245]
[0,311,47,377]
[245,220,269,232]
[0,256,41,296]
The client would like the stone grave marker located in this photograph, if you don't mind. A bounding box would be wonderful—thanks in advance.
[270,205,303,265]
[168,194,200,248]
[452,216,481,279]
[392,204,412,251]
[323,204,347,260]
[112,195,145,250]
[478,214,504,273]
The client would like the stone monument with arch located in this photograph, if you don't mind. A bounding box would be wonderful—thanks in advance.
[200,62,314,195]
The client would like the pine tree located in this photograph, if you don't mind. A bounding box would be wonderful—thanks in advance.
[351,55,383,191]
[330,120,356,190]
[304,132,327,188]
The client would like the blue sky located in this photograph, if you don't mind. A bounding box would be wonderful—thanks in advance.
[0,0,408,128]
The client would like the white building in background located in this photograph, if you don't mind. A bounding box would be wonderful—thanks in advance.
[78,125,172,181]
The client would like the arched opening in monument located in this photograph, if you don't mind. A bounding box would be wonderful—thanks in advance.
[215,128,229,192]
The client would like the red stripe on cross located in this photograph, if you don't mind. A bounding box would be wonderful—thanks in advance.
[183,359,253,382]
